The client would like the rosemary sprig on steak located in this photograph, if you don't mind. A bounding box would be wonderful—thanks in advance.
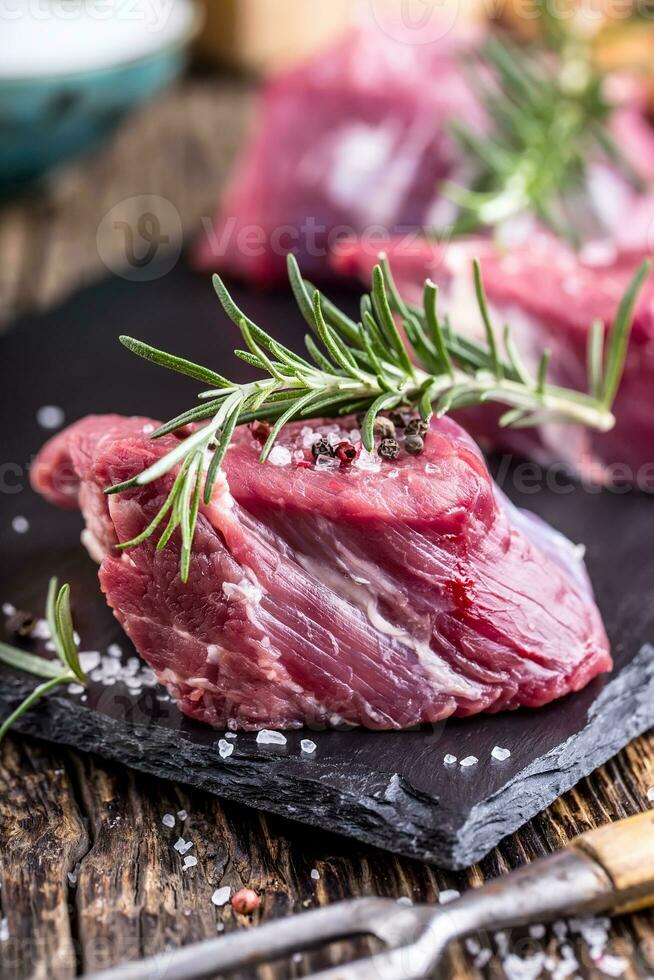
[0,579,87,742]
[108,254,650,580]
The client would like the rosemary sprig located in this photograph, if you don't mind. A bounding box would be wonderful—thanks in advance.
[445,32,643,246]
[0,579,87,743]
[105,254,649,580]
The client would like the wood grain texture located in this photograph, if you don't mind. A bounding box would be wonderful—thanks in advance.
[1,73,654,980]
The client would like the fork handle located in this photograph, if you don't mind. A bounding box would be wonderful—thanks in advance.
[573,810,654,914]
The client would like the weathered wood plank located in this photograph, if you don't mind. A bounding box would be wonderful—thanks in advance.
[0,739,88,980]
[1,732,653,979]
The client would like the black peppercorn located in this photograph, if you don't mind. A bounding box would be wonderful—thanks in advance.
[311,437,334,459]
[6,610,36,637]
[389,409,411,429]
[405,419,429,438]
[379,438,400,461]
[405,433,424,456]
[374,416,396,440]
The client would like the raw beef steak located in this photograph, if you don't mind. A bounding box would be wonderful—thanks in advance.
[31,413,611,731]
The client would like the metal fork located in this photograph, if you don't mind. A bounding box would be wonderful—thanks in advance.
[85,810,654,980]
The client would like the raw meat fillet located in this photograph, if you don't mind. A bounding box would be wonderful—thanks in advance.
[193,22,483,285]
[31,413,611,731]
[335,235,654,484]
[193,18,654,286]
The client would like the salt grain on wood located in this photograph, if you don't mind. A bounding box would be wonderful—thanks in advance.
[212,886,231,907]
[183,856,197,870]
[162,813,175,829]
[310,869,320,880]
[438,889,460,905]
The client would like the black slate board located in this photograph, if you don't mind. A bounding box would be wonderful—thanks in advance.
[1,261,653,870]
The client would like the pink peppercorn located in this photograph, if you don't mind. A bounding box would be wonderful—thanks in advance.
[335,441,358,466]
[231,887,261,914]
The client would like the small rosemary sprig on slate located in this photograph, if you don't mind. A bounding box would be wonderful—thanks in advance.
[445,33,643,246]
[108,254,650,580]
[0,579,87,743]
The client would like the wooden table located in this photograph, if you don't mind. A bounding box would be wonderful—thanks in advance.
[1,75,654,980]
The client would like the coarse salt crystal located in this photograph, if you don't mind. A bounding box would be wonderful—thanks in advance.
[78,651,101,672]
[256,729,287,746]
[528,924,546,939]
[67,683,85,696]
[595,954,627,977]
[310,869,320,880]
[438,889,460,905]
[11,516,29,534]
[396,896,413,907]
[267,446,292,467]
[107,643,122,658]
[443,754,457,765]
[212,886,231,907]
[315,455,340,472]
[36,405,65,429]
[502,952,546,980]
[491,746,511,762]
[162,813,175,829]
[67,872,77,886]
[174,838,194,855]
[225,732,237,740]
[465,938,480,955]
[0,918,8,942]
[300,739,317,755]
[183,855,198,870]
[474,949,492,969]
[177,810,188,821]
[218,739,234,759]
[2,603,16,617]
[460,756,478,768]
[647,786,654,802]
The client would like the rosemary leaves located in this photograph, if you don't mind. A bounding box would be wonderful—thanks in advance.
[107,253,649,580]
[0,579,87,743]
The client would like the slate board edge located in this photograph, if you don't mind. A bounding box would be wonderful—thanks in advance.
[3,643,653,870]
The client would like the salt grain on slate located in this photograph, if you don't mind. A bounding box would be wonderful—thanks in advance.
[36,404,65,429]
[301,739,317,755]
[444,754,457,765]
[491,746,511,761]
[438,889,460,905]
[212,886,231,907]
[218,739,234,759]
[162,814,175,829]
[256,729,287,746]
[460,756,478,768]
[11,516,29,534]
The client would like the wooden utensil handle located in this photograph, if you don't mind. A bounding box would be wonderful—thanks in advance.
[573,811,654,914]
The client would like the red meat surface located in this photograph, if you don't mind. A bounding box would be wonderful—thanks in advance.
[32,413,611,731]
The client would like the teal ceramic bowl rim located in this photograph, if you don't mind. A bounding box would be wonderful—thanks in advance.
[0,5,202,89]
